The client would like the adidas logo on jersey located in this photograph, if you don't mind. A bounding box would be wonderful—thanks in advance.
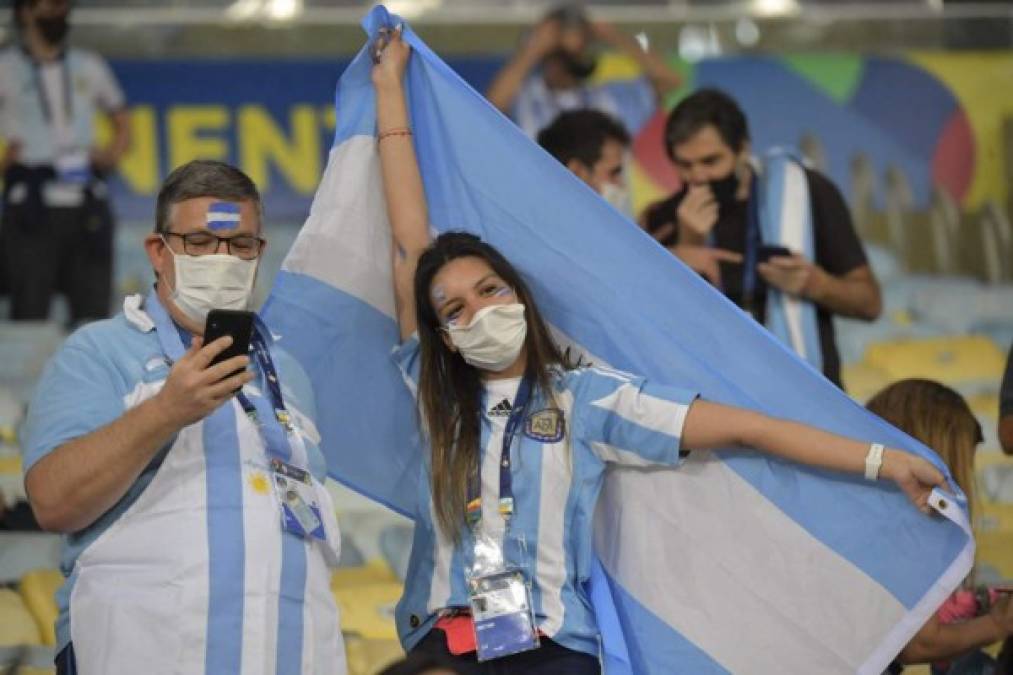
[488,398,513,417]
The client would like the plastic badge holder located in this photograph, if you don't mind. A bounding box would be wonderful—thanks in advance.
[271,458,326,540]
[467,531,539,662]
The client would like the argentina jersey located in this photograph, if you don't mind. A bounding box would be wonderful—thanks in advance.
[391,336,697,657]
[22,294,345,674]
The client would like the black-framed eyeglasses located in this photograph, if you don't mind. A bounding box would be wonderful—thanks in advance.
[163,232,265,260]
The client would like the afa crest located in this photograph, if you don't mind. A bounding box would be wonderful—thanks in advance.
[524,408,565,443]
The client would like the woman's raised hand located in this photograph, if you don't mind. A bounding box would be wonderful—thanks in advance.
[371,24,411,88]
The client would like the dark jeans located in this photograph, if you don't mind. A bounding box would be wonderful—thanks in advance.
[411,628,601,675]
[55,643,75,675]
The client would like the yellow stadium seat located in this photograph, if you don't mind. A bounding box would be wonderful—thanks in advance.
[333,582,402,642]
[330,558,399,589]
[978,501,1013,533]
[0,455,21,475]
[967,393,1000,423]
[861,335,1006,385]
[0,588,41,647]
[343,634,403,675]
[976,531,1013,581]
[841,362,892,404]
[18,570,62,647]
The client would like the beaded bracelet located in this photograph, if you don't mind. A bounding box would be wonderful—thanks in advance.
[378,127,412,142]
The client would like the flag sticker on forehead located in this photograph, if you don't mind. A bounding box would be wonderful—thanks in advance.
[207,201,241,230]
[263,5,973,674]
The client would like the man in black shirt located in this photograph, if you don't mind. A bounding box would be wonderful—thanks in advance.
[642,89,881,387]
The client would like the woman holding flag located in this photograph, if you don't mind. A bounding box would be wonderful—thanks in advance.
[371,26,946,674]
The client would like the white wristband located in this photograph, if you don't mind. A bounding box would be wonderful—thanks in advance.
[864,443,884,481]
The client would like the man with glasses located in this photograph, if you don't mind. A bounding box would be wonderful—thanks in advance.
[21,160,347,674]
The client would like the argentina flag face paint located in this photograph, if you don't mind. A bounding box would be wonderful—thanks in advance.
[207,201,242,231]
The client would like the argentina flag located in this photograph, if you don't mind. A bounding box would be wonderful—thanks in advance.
[263,6,974,673]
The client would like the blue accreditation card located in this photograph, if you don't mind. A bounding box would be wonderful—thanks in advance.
[271,458,325,541]
[468,569,539,661]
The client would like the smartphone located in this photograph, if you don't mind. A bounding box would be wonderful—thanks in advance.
[204,309,255,371]
[757,245,792,264]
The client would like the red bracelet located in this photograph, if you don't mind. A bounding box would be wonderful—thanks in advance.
[378,127,412,142]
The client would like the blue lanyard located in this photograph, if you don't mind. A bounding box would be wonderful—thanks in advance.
[234,329,298,465]
[465,374,533,528]
[741,174,763,311]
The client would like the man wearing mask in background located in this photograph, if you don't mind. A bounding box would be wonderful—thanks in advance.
[642,88,881,388]
[486,3,681,139]
[537,108,633,217]
[21,160,346,674]
[0,0,130,324]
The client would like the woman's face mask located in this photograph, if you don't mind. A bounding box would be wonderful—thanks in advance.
[445,303,528,373]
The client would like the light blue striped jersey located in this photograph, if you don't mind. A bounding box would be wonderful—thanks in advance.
[21,295,326,652]
[392,337,697,657]
[0,46,125,166]
[512,74,655,138]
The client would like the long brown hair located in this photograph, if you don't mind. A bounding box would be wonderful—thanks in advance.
[866,379,983,517]
[414,232,570,541]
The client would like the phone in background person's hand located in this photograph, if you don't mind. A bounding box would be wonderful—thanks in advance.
[757,245,793,265]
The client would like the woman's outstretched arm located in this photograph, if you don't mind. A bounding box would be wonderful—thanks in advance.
[682,400,946,512]
[372,26,431,339]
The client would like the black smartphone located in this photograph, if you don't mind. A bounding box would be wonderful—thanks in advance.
[757,245,792,264]
[204,309,255,371]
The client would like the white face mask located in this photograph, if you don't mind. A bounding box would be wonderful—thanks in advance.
[168,251,258,324]
[446,303,527,372]
[600,181,633,219]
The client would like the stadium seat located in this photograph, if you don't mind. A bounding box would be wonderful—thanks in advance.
[331,558,399,589]
[861,335,1006,385]
[379,524,413,582]
[975,531,1013,584]
[0,535,62,586]
[343,634,403,675]
[18,569,62,647]
[0,588,41,647]
[0,322,66,403]
[331,563,402,644]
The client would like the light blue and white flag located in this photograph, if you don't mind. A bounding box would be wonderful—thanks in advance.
[757,148,824,373]
[264,7,974,674]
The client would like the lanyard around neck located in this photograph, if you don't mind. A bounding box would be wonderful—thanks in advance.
[465,374,533,529]
[25,48,73,128]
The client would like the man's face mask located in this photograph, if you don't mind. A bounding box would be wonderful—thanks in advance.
[707,171,740,208]
[600,182,633,219]
[35,14,70,45]
[548,48,597,81]
[164,244,259,324]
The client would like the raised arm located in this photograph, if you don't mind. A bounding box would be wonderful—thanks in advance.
[681,400,946,512]
[486,18,560,114]
[372,27,431,340]
[590,21,682,99]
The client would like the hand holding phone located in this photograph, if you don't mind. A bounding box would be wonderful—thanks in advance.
[757,245,793,265]
[153,312,256,429]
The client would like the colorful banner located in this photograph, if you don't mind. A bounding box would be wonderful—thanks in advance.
[9,52,1006,223]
